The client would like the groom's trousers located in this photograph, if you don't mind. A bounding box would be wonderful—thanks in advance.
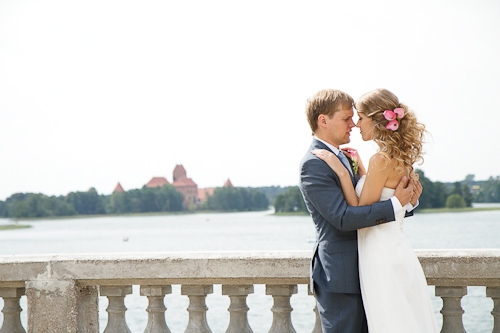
[314,282,368,333]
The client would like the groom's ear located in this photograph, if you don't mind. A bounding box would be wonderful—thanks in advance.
[318,114,327,127]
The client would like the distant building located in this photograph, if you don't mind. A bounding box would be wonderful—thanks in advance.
[198,188,215,203]
[113,182,125,193]
[173,165,187,182]
[224,179,234,189]
[145,177,170,188]
[172,165,198,207]
[198,178,234,203]
[113,166,232,208]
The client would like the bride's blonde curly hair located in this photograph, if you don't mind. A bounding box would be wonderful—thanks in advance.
[355,89,426,175]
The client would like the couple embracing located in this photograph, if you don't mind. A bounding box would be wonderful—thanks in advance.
[299,89,438,332]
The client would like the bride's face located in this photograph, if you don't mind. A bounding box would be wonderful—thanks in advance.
[356,112,373,141]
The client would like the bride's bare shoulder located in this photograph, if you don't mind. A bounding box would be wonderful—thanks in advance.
[369,153,408,188]
[368,153,391,172]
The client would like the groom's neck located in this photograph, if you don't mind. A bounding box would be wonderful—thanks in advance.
[314,134,339,149]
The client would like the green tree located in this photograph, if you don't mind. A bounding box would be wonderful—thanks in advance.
[254,186,292,206]
[105,185,184,214]
[48,195,77,216]
[248,189,270,210]
[446,194,466,208]
[155,185,184,211]
[480,178,494,202]
[218,187,244,211]
[66,188,105,215]
[415,170,434,209]
[484,177,500,202]
[206,187,268,211]
[274,187,307,213]
[461,183,473,207]
[495,181,500,203]
[451,182,463,196]
[105,192,129,214]
[464,174,475,186]
[414,169,450,209]
[0,200,5,217]
[274,195,285,213]
[127,189,145,213]
[3,193,75,218]
[432,182,448,208]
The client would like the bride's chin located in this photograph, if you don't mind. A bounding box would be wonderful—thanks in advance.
[359,132,371,141]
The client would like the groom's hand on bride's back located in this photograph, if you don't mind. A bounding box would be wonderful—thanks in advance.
[394,176,414,206]
[410,176,423,206]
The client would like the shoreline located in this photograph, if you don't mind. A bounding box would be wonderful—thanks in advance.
[273,206,500,216]
[1,208,274,222]
[0,224,32,231]
[417,206,500,214]
[3,206,500,222]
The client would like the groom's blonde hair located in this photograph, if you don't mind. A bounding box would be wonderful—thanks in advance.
[306,89,354,135]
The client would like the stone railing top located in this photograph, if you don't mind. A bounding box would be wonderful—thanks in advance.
[1,249,500,287]
[0,250,311,262]
[0,251,312,287]
[417,249,500,286]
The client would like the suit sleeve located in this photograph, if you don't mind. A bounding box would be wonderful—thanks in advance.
[300,157,396,231]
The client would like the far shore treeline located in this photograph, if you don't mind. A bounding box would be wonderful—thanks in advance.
[274,170,500,213]
[0,185,270,219]
[2,170,500,219]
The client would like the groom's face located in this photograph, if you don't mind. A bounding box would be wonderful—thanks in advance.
[325,107,356,147]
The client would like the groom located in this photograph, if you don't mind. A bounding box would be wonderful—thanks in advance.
[299,89,418,332]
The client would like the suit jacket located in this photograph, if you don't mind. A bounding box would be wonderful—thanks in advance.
[299,138,396,294]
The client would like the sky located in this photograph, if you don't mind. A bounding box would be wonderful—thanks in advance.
[1,0,499,201]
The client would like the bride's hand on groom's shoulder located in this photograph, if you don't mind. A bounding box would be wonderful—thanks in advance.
[312,149,335,163]
[341,147,359,160]
[341,147,366,176]
[312,149,348,177]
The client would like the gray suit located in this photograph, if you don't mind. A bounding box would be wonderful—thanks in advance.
[299,138,396,332]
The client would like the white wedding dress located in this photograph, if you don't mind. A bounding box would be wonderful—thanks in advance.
[356,175,439,332]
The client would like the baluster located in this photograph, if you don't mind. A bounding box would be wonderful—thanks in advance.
[266,284,297,333]
[435,286,467,333]
[100,285,133,333]
[222,284,254,333]
[487,287,500,333]
[308,285,321,333]
[0,287,26,333]
[181,285,213,333]
[140,285,172,333]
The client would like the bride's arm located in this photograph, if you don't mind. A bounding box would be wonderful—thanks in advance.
[312,149,359,206]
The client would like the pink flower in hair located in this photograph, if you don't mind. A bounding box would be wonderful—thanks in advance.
[383,110,396,121]
[393,108,405,118]
[383,108,404,131]
[386,120,400,131]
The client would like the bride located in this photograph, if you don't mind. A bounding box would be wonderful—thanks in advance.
[313,88,438,332]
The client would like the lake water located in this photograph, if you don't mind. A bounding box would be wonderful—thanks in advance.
[1,206,500,332]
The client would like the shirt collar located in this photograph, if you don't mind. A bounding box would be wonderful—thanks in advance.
[314,136,340,155]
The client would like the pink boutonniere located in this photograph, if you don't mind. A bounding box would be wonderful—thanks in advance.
[346,149,359,175]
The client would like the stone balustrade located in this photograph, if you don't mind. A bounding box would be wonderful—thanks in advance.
[1,249,500,332]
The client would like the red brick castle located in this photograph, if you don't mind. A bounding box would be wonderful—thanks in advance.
[113,164,232,207]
